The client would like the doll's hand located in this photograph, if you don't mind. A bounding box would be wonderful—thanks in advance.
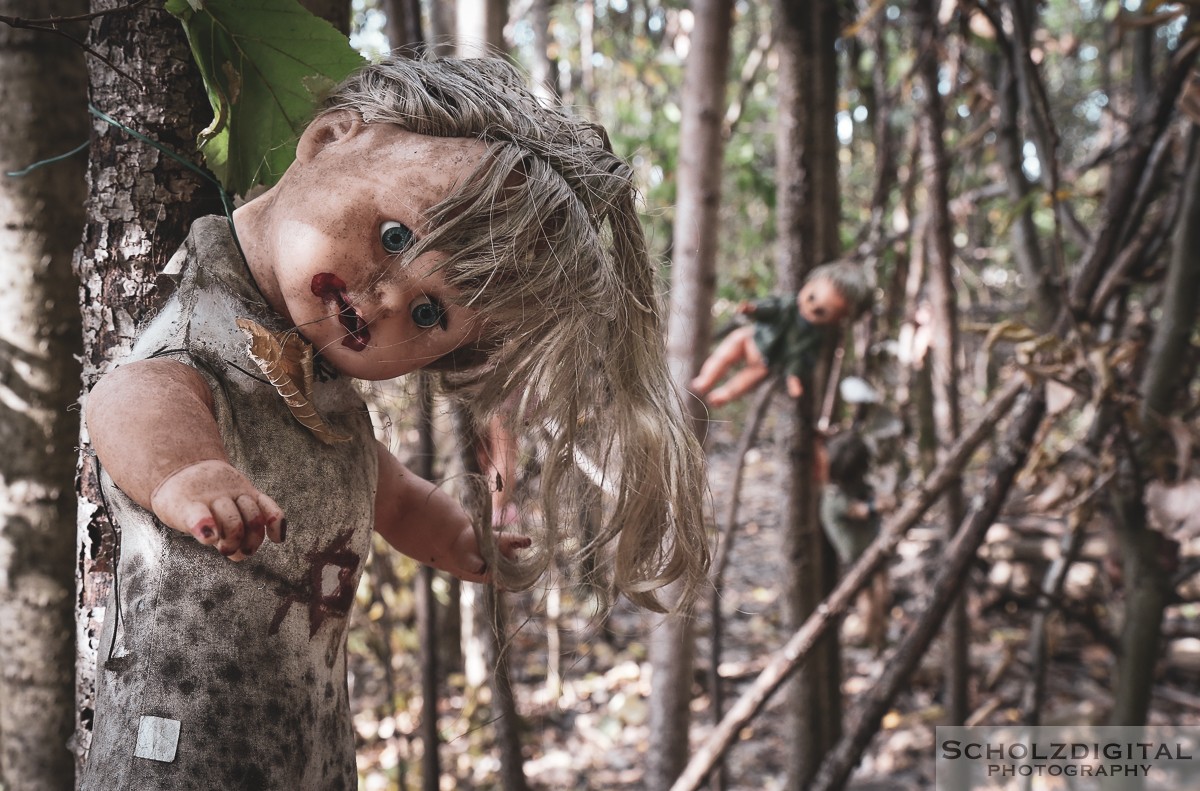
[786,375,804,398]
[448,526,532,584]
[736,301,755,315]
[150,460,286,561]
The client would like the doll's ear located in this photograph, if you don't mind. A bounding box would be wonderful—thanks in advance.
[295,110,363,163]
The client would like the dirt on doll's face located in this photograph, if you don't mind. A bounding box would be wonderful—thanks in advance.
[235,115,486,380]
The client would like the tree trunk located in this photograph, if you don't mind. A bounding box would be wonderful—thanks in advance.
[649,0,733,783]
[1108,129,1200,726]
[915,0,969,727]
[669,378,1028,791]
[456,0,507,57]
[0,3,87,788]
[73,0,222,773]
[576,0,596,111]
[485,587,528,791]
[992,45,1055,331]
[773,0,842,786]
[1139,131,1200,439]
[427,0,458,57]
[453,407,527,790]
[383,0,423,52]
[528,0,558,101]
[413,376,442,791]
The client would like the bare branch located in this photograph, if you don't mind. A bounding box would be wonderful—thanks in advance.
[811,389,1047,791]
[1069,36,1200,315]
[669,376,1029,791]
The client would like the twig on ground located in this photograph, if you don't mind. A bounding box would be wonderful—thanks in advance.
[669,375,1030,791]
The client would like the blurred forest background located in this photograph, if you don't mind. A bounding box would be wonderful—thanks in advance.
[2,0,1200,790]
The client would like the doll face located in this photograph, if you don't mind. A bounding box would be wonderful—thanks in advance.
[236,114,488,381]
[796,276,850,326]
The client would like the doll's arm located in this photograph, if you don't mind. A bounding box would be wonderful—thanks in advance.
[373,442,530,583]
[740,296,783,321]
[86,359,284,560]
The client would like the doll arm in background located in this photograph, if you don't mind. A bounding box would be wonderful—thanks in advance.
[373,442,530,583]
[738,295,785,321]
[86,358,285,560]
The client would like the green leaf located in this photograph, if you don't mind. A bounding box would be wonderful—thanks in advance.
[166,0,365,195]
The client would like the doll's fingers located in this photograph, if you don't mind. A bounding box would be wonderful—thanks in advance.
[256,494,286,544]
[496,533,532,560]
[210,497,246,559]
[452,550,489,583]
[181,503,220,547]
[235,494,267,557]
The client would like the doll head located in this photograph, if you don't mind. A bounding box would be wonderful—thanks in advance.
[235,120,490,380]
[308,57,709,609]
[796,262,873,326]
[825,432,872,487]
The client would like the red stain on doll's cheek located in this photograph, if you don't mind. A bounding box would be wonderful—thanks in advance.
[310,272,347,298]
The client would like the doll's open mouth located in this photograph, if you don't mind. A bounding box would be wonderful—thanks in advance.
[311,273,370,351]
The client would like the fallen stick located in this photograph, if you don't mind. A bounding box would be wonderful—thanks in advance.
[811,389,1047,791]
[670,375,1030,791]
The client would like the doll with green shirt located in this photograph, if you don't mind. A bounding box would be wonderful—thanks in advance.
[81,57,708,789]
[690,262,872,407]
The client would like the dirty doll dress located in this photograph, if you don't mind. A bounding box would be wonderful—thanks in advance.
[81,216,377,791]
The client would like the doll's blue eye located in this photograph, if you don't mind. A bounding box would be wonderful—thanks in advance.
[380,221,414,254]
[411,296,446,329]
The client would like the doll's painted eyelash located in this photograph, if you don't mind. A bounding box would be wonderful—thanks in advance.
[410,295,448,330]
[380,221,414,254]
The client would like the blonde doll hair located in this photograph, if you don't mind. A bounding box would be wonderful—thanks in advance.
[322,57,709,611]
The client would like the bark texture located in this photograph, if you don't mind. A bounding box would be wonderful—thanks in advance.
[915,0,969,725]
[1108,130,1200,726]
[647,1,732,787]
[383,0,423,52]
[0,2,88,788]
[73,0,222,772]
[773,0,843,785]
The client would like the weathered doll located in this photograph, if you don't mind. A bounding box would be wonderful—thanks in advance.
[819,432,889,646]
[81,58,708,790]
[689,262,872,407]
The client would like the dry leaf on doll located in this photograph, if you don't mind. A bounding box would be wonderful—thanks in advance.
[236,318,350,444]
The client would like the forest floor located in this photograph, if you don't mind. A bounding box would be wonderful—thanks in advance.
[349,398,1200,791]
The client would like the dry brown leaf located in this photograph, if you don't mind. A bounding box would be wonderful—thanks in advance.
[1045,379,1078,417]
[236,318,350,445]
